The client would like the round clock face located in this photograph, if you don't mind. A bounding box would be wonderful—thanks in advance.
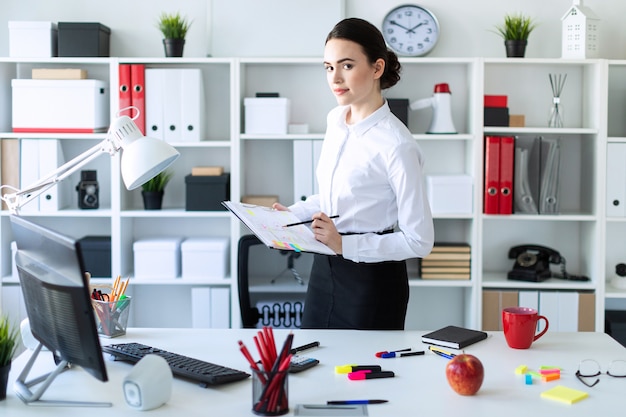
[382,4,440,57]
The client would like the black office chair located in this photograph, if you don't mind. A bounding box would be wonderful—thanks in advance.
[237,234,306,329]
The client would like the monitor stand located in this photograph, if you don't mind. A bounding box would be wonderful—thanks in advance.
[13,343,112,407]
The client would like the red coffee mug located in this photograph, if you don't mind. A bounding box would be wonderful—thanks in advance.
[502,307,549,349]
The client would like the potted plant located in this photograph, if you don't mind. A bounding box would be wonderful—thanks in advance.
[493,13,537,58]
[157,11,192,57]
[0,315,19,400]
[141,170,174,210]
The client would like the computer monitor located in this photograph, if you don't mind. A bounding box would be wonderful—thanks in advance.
[10,215,110,407]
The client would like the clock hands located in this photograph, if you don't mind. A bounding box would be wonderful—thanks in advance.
[389,20,416,34]
[389,20,428,35]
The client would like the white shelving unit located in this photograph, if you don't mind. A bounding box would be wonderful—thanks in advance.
[0,56,622,332]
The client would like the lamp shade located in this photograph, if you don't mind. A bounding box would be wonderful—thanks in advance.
[109,116,180,190]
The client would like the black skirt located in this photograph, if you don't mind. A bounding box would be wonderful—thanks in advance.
[301,254,409,330]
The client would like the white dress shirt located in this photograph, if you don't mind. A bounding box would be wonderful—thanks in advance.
[289,101,434,263]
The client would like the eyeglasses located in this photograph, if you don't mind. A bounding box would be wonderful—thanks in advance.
[575,359,626,387]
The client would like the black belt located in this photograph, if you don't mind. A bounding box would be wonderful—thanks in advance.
[340,229,394,236]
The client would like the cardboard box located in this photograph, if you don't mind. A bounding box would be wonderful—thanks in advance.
[509,114,526,127]
[133,238,182,279]
[77,236,111,278]
[241,195,278,207]
[427,175,473,214]
[244,97,290,134]
[8,21,57,57]
[12,79,110,133]
[185,173,230,211]
[58,22,111,57]
[181,237,230,279]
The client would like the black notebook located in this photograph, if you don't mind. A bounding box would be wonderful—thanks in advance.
[421,325,488,349]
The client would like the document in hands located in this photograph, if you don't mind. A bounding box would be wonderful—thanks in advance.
[222,201,336,255]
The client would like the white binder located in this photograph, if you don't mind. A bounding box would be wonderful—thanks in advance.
[293,139,323,202]
[210,287,231,328]
[145,69,165,140]
[38,139,69,211]
[606,143,626,216]
[191,287,212,329]
[19,139,40,212]
[180,68,205,142]
[163,69,182,143]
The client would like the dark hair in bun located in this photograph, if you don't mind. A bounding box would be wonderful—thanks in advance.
[326,17,401,89]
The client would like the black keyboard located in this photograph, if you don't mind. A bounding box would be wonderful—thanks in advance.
[102,342,250,386]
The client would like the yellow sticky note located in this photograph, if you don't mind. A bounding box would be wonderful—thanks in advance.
[515,365,528,374]
[540,385,588,404]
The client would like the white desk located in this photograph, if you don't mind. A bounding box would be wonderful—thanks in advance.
[1,328,625,416]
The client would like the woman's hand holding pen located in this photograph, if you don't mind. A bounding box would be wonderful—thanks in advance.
[311,212,342,254]
[271,203,342,254]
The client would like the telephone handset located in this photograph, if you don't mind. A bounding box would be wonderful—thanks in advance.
[507,244,589,282]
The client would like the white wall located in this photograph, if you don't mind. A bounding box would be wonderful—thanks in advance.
[1,0,625,58]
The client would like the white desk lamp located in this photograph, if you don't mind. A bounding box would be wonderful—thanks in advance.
[0,108,180,214]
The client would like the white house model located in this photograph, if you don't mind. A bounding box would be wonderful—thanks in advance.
[561,0,600,59]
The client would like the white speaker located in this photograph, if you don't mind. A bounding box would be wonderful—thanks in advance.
[123,354,172,410]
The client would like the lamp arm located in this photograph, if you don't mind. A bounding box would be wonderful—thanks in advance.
[1,138,119,214]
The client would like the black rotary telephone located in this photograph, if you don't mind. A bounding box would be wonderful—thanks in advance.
[507,244,589,282]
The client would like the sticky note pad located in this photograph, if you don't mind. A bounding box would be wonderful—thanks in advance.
[541,373,560,382]
[515,365,528,374]
[541,385,588,404]
[525,374,533,385]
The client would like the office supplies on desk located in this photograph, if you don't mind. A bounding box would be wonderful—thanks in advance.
[421,325,488,349]
[289,356,319,373]
[428,346,456,359]
[242,327,294,415]
[381,350,424,358]
[295,404,368,416]
[223,201,336,255]
[335,364,382,374]
[347,370,395,380]
[375,348,411,357]
[102,342,249,386]
[290,341,320,354]
[540,385,588,404]
[327,400,388,405]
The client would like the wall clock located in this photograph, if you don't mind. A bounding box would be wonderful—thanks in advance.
[382,4,440,57]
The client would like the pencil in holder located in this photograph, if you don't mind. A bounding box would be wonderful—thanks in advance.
[251,365,289,416]
[92,295,132,338]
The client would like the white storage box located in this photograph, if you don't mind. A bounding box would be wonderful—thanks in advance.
[427,175,473,215]
[244,97,290,134]
[133,238,183,279]
[9,21,58,58]
[181,237,230,280]
[12,79,110,133]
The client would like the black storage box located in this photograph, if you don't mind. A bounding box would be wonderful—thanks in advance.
[185,173,230,211]
[388,98,409,127]
[58,22,111,57]
[77,235,111,278]
[484,107,510,127]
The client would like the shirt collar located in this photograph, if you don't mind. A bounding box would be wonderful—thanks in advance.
[336,101,391,137]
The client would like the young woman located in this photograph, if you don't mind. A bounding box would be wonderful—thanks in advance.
[274,18,434,330]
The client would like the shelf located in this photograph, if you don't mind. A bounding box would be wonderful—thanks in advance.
[481,273,596,291]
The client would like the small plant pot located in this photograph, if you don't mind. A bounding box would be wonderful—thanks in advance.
[142,191,164,210]
[505,40,527,58]
[0,362,10,401]
[163,38,185,57]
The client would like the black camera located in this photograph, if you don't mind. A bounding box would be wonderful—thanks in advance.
[76,170,99,209]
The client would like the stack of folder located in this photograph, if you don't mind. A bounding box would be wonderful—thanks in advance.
[483,135,560,215]
[420,243,471,280]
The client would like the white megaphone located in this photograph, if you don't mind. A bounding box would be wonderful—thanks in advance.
[410,83,457,134]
